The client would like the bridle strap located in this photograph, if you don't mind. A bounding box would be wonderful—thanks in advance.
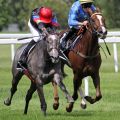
[91,12,102,18]
[89,12,105,36]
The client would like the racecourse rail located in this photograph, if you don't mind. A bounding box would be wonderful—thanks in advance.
[0,31,120,95]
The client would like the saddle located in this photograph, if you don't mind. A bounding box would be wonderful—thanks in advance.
[59,26,86,66]
[17,43,37,72]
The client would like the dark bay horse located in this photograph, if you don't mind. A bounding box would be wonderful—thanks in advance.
[53,8,107,112]
[4,33,74,115]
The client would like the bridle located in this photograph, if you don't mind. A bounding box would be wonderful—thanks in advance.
[88,12,105,36]
[72,12,103,59]
[46,34,60,63]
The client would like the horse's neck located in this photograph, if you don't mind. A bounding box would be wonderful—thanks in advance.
[77,29,99,55]
[29,41,47,62]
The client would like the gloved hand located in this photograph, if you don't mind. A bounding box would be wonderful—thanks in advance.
[41,27,49,36]
[82,20,89,26]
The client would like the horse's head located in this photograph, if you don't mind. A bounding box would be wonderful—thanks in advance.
[46,33,59,63]
[86,8,107,39]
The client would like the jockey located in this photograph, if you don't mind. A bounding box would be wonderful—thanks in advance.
[60,0,96,50]
[17,7,59,69]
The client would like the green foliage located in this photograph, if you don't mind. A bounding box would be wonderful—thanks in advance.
[0,0,120,31]
[95,0,120,28]
[0,0,11,30]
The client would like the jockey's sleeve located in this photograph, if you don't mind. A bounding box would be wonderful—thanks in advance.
[51,14,60,27]
[31,8,42,25]
[91,5,96,12]
[68,14,79,27]
[32,14,41,25]
[68,4,80,27]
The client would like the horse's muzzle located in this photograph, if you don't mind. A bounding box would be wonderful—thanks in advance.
[51,56,59,63]
[98,30,107,39]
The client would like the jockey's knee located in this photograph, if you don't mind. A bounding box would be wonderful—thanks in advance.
[33,37,40,42]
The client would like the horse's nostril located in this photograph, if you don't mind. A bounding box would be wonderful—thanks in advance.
[104,30,107,35]
[99,30,103,34]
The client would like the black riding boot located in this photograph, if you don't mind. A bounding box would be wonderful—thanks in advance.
[60,28,77,51]
[17,40,36,69]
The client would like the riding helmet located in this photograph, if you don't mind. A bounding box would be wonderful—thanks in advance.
[39,7,53,23]
[79,0,94,4]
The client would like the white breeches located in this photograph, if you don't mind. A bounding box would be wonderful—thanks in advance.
[28,20,42,42]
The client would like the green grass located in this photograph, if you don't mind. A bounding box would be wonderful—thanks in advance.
[0,44,120,120]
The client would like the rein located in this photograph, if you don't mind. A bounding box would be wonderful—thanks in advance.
[71,28,100,59]
[89,12,105,36]
[90,12,111,56]
[71,13,102,59]
[72,49,100,59]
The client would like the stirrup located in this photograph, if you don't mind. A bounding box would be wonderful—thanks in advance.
[16,62,24,72]
[60,42,67,51]
[16,61,26,72]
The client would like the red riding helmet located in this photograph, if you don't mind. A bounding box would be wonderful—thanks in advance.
[39,7,53,23]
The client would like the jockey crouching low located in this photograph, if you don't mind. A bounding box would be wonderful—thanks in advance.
[17,7,59,70]
[60,0,96,51]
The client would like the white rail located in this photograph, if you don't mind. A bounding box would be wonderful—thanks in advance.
[0,32,120,96]
[0,32,119,71]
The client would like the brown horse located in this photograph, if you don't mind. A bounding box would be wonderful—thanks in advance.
[53,8,107,112]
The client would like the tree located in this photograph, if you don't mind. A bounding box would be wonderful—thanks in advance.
[0,0,120,31]
[96,0,120,28]
[0,0,12,30]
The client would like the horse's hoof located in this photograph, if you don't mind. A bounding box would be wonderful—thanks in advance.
[84,96,94,104]
[66,103,73,113]
[66,107,72,112]
[23,112,27,115]
[4,98,11,106]
[53,103,59,110]
[80,103,87,109]
[43,111,47,116]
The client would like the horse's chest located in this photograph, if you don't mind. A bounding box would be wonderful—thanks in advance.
[83,60,100,74]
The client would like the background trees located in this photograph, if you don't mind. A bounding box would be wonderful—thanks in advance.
[0,0,120,31]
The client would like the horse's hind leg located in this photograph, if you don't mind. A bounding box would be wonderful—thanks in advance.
[85,72,102,104]
[78,87,87,109]
[4,71,23,106]
[52,82,59,110]
[24,81,36,114]
[53,74,74,112]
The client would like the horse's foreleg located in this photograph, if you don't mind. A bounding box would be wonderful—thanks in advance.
[67,73,80,112]
[36,78,47,116]
[52,81,59,110]
[78,87,87,109]
[24,82,36,114]
[53,74,74,112]
[85,73,102,104]
[4,72,23,106]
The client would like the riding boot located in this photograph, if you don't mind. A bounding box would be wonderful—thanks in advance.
[60,28,77,51]
[17,40,36,69]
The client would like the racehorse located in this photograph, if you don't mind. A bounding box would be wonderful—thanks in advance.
[4,33,74,115]
[53,8,107,112]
